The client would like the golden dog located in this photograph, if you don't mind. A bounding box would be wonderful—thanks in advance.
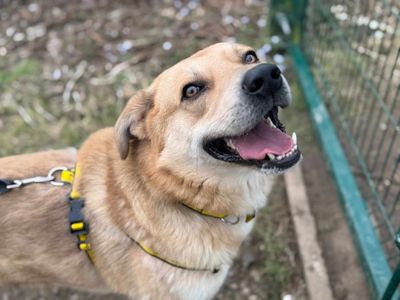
[0,43,300,299]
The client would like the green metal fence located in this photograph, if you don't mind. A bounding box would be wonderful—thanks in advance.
[270,0,400,299]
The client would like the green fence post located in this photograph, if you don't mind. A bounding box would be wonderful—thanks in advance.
[382,232,400,300]
[382,264,400,300]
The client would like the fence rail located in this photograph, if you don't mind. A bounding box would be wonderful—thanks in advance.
[270,0,400,298]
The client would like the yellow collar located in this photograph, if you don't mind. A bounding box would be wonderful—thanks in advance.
[181,203,256,224]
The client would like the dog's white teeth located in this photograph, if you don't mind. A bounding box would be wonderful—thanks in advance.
[292,132,297,145]
[265,117,276,128]
[277,155,283,160]
[267,153,275,160]
[225,139,236,150]
[270,118,276,128]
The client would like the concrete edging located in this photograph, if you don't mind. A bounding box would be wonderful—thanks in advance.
[284,165,334,300]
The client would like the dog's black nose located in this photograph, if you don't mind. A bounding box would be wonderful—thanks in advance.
[242,64,282,96]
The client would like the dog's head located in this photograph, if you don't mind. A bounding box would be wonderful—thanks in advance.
[115,43,301,180]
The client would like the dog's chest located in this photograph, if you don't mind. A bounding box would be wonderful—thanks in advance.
[139,221,254,299]
[154,265,229,300]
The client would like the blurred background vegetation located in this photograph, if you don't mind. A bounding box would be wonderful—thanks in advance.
[0,0,274,156]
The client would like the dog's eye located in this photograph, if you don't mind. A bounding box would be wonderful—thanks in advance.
[182,83,204,100]
[243,51,258,64]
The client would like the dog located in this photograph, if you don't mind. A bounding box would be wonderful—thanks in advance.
[0,43,300,299]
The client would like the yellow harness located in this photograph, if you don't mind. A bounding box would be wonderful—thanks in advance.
[0,166,95,262]
[1,165,256,273]
[64,164,95,263]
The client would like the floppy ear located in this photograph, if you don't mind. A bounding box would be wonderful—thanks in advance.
[114,90,152,160]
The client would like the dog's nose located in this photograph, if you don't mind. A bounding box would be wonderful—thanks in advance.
[242,64,282,96]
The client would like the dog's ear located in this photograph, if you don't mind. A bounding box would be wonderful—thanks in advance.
[114,90,152,160]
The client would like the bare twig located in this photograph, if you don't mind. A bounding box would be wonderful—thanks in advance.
[62,60,87,106]
[17,105,35,127]
[89,61,130,86]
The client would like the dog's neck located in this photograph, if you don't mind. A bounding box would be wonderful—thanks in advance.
[115,140,271,237]
[78,134,273,271]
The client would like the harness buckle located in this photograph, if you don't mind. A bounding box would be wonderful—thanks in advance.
[68,197,89,235]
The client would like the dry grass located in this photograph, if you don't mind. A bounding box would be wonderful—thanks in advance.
[0,0,269,156]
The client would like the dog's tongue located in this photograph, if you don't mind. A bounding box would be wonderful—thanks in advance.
[231,122,293,160]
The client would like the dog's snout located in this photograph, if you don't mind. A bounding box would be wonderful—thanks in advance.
[242,64,283,96]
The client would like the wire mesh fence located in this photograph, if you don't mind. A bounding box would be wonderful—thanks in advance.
[270,0,400,298]
[302,0,400,270]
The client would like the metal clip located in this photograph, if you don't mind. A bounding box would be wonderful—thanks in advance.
[5,166,69,190]
[48,166,68,186]
[221,215,240,225]
[5,180,22,189]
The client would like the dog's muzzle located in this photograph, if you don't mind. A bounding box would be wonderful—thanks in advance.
[203,64,301,173]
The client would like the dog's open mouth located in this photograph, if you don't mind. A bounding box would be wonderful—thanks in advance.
[204,106,301,170]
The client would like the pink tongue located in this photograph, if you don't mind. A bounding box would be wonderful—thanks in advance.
[231,122,293,160]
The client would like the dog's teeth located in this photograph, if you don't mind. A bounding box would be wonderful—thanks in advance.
[225,139,236,150]
[266,117,276,128]
[292,132,297,145]
[267,153,275,160]
[277,155,282,160]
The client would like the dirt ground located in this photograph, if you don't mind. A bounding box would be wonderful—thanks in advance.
[0,0,371,299]
[280,69,372,300]
[301,144,372,300]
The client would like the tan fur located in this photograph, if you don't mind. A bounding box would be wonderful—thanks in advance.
[0,149,105,288]
[0,43,292,299]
